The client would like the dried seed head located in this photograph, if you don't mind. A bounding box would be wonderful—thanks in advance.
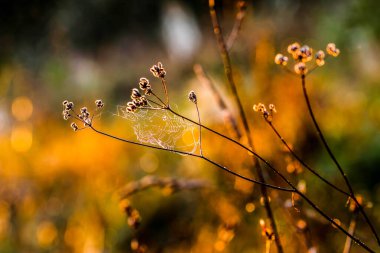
[139,77,151,91]
[62,110,71,120]
[95,99,104,108]
[64,101,74,110]
[299,45,313,62]
[268,104,276,113]
[131,88,142,100]
[326,43,340,57]
[315,50,326,66]
[287,42,301,59]
[127,101,137,112]
[294,62,308,75]
[188,90,197,103]
[253,103,266,113]
[70,122,78,131]
[80,107,88,113]
[274,54,288,66]
[150,62,166,78]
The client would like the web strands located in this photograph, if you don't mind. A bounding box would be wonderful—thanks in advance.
[116,106,200,153]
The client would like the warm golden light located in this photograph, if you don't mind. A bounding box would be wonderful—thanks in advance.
[10,125,33,152]
[11,96,33,121]
[36,221,58,247]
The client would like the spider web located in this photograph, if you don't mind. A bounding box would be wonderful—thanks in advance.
[114,106,200,153]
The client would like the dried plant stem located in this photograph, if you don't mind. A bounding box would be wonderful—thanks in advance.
[209,1,283,252]
[195,102,203,156]
[165,107,375,252]
[265,240,272,253]
[301,74,380,245]
[150,91,167,108]
[90,125,292,192]
[161,78,169,106]
[226,0,247,51]
[266,121,349,196]
[193,64,242,139]
[343,211,358,253]
[118,175,209,199]
[87,116,373,251]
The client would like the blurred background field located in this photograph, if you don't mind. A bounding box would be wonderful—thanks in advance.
[0,0,380,252]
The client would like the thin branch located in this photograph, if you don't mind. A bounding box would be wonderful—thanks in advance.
[209,1,283,251]
[226,0,247,51]
[90,125,293,192]
[161,78,169,106]
[195,102,203,156]
[118,175,210,199]
[343,211,359,253]
[150,91,167,108]
[193,64,242,139]
[301,74,380,245]
[166,107,375,252]
[266,120,350,196]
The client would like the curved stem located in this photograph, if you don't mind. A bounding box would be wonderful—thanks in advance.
[195,102,203,156]
[166,107,375,252]
[150,91,167,108]
[226,0,246,51]
[267,120,350,196]
[209,1,283,252]
[90,125,293,192]
[301,74,380,245]
[161,78,169,106]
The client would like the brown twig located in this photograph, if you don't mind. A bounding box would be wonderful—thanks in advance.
[226,1,247,51]
[119,175,210,199]
[193,64,242,140]
[343,211,359,253]
[301,74,380,245]
[266,120,350,196]
[166,107,375,252]
[209,1,284,252]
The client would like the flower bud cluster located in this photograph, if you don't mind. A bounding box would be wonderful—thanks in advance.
[253,103,276,122]
[150,62,166,78]
[275,42,340,75]
[62,99,104,131]
[126,88,149,113]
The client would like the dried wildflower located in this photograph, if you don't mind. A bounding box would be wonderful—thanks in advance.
[299,45,313,62]
[274,54,288,66]
[62,110,71,120]
[95,99,104,108]
[150,62,166,78]
[294,62,308,75]
[253,103,276,122]
[315,50,326,66]
[268,104,277,113]
[80,107,88,114]
[131,88,142,100]
[188,91,197,104]
[127,101,137,112]
[287,42,301,59]
[326,43,340,57]
[132,97,147,107]
[70,122,78,131]
[253,103,266,113]
[139,77,151,91]
[63,101,74,110]
[78,107,90,122]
